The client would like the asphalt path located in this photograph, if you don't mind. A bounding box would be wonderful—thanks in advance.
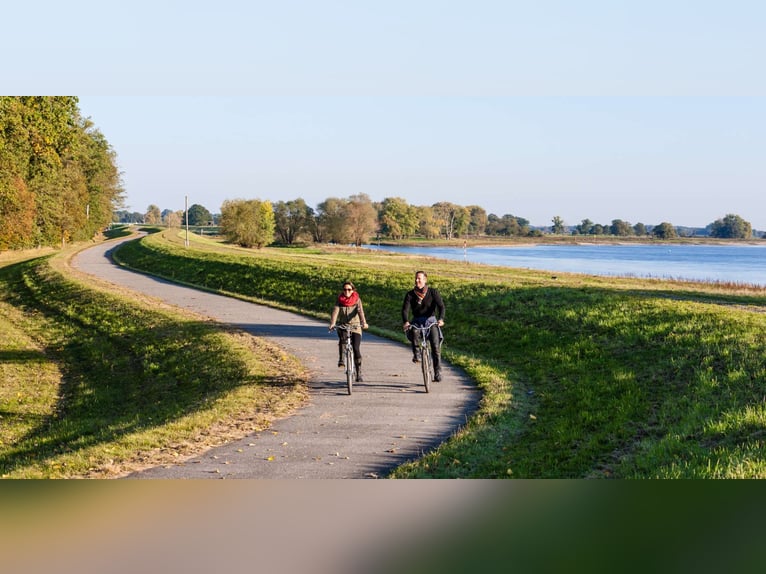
[72,237,481,478]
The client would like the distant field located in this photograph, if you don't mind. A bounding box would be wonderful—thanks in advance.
[114,229,766,478]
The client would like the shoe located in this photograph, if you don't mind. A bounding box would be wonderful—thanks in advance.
[338,361,344,368]
[412,353,421,363]
[356,372,364,382]
[434,371,442,382]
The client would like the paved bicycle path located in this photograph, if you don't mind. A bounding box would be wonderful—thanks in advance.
[72,237,481,478]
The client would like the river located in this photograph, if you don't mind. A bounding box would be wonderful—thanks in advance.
[364,243,766,286]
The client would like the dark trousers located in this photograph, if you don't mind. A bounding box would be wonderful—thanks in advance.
[338,330,362,365]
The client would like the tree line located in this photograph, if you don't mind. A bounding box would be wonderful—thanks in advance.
[125,193,760,248]
[2,97,757,251]
[0,97,123,250]
[568,214,755,240]
[122,195,545,248]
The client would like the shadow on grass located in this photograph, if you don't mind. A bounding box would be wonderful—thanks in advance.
[103,226,135,240]
[0,256,290,476]
[0,350,50,363]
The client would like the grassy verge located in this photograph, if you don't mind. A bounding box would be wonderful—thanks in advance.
[114,229,766,478]
[0,244,308,478]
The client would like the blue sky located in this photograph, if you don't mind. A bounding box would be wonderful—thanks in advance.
[7,1,766,229]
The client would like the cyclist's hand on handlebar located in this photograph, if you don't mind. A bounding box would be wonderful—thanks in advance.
[329,324,335,332]
[363,322,369,330]
[403,322,410,331]
[437,319,444,327]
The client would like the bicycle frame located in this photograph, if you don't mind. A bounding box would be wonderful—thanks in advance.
[333,324,355,395]
[408,323,434,393]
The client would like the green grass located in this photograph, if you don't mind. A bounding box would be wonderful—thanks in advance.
[111,229,766,478]
[103,225,134,240]
[0,245,308,478]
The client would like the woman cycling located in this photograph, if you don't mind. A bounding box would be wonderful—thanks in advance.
[329,281,369,382]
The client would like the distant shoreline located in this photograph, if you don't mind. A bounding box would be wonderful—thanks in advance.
[370,235,766,249]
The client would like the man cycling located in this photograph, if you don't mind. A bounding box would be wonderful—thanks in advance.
[402,270,445,381]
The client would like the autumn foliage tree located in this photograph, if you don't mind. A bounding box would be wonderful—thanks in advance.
[144,204,162,225]
[0,96,123,250]
[220,198,275,248]
[0,172,36,249]
[379,197,418,239]
[345,193,378,246]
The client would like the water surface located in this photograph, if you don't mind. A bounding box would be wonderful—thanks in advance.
[364,243,766,286]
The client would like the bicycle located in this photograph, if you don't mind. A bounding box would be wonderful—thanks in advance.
[408,323,439,393]
[330,324,355,395]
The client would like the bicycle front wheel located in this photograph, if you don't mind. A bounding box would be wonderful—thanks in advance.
[345,343,354,395]
[421,346,431,393]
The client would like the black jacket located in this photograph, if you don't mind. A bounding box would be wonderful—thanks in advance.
[402,287,445,323]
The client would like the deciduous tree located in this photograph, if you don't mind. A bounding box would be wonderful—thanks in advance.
[316,197,350,244]
[220,198,275,248]
[467,205,488,235]
[273,198,313,244]
[486,214,529,236]
[416,206,440,239]
[0,96,122,249]
[186,204,212,226]
[709,214,752,239]
[652,222,677,239]
[379,197,418,239]
[144,204,162,225]
[346,194,378,246]
[610,219,633,236]
[432,201,469,239]
[164,211,183,228]
[574,218,594,235]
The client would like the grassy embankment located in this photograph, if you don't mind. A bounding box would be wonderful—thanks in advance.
[0,234,308,479]
[114,229,766,478]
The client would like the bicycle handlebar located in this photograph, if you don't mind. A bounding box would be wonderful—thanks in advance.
[329,324,353,332]
[406,322,443,332]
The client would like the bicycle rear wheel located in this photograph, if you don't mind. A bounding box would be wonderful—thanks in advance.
[421,345,431,393]
[345,343,354,395]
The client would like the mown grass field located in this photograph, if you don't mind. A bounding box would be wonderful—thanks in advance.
[113,229,766,478]
[0,240,309,478]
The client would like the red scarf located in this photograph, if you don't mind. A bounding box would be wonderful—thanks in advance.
[414,285,428,303]
[337,291,360,307]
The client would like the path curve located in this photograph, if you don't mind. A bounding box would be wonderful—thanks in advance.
[72,237,481,478]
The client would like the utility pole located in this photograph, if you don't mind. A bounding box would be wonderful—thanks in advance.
[185,195,190,247]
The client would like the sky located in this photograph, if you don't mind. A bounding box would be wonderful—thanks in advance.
[6,1,766,230]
